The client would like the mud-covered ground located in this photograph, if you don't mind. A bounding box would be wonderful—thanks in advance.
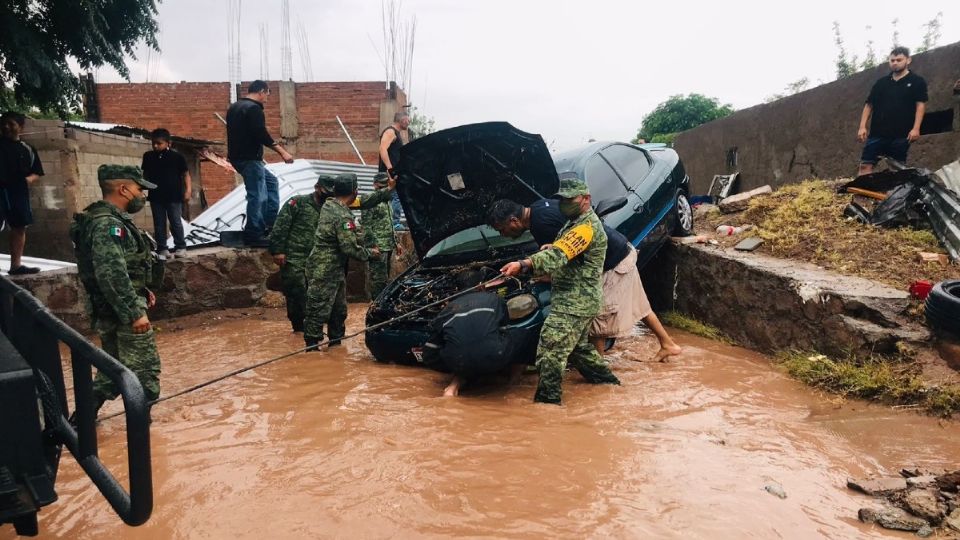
[696,180,957,291]
[11,306,960,539]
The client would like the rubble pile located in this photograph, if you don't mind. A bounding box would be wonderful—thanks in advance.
[850,469,960,536]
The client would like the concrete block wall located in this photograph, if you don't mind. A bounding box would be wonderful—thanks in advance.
[4,119,166,262]
[95,80,407,204]
[673,41,960,194]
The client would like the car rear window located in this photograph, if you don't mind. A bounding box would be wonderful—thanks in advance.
[601,144,651,188]
[583,155,628,203]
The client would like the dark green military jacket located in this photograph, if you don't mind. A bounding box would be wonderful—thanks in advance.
[269,193,322,262]
[307,198,377,272]
[529,209,607,317]
[70,200,155,324]
[272,188,394,260]
[360,188,395,250]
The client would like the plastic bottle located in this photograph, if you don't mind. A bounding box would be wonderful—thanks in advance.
[716,224,754,236]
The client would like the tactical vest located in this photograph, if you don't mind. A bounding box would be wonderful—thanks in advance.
[70,205,163,301]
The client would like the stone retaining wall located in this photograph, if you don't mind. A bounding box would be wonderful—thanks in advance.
[641,242,929,358]
[10,233,419,333]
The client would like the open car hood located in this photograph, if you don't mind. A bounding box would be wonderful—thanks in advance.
[396,122,559,258]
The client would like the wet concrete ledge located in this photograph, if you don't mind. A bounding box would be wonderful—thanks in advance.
[642,242,930,358]
[11,232,419,333]
[10,247,280,332]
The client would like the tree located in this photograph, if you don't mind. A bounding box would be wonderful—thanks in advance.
[916,12,943,53]
[0,1,160,116]
[764,77,811,103]
[833,21,858,79]
[407,106,436,141]
[632,94,734,144]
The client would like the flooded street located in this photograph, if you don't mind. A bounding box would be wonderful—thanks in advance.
[14,305,960,539]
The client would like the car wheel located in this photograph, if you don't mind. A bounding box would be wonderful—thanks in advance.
[925,280,960,336]
[673,191,694,236]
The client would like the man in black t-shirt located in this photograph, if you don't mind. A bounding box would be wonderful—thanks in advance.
[857,46,928,176]
[488,198,682,361]
[0,111,43,275]
[141,128,191,257]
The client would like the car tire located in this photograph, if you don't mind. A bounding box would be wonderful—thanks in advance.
[925,280,960,336]
[673,191,694,237]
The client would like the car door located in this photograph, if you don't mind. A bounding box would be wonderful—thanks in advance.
[596,144,657,245]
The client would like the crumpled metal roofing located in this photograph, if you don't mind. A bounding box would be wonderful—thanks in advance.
[1,254,76,274]
[178,159,378,249]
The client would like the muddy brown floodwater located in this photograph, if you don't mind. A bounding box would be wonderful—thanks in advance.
[9,305,960,539]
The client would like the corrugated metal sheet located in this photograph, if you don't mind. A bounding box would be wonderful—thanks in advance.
[1,254,76,274]
[180,159,378,248]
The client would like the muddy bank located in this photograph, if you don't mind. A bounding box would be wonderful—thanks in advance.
[642,242,931,359]
[15,306,960,539]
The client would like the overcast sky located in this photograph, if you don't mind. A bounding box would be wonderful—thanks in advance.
[94,0,958,151]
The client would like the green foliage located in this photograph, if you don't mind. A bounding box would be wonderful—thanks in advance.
[833,21,859,79]
[777,351,960,417]
[407,106,436,141]
[765,77,811,103]
[917,12,943,53]
[0,0,160,117]
[833,13,944,80]
[632,94,734,143]
[660,311,734,344]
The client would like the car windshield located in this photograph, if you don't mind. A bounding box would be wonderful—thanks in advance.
[424,225,534,258]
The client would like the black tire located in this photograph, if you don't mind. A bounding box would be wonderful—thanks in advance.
[673,191,694,236]
[925,280,960,336]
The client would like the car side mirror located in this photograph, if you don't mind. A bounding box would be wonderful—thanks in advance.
[594,197,628,218]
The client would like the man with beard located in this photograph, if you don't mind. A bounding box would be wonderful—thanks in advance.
[857,46,928,176]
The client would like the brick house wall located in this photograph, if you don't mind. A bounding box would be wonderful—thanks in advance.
[94,81,406,204]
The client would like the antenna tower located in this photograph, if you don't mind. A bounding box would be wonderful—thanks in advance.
[226,0,243,101]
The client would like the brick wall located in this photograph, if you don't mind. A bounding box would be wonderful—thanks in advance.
[95,80,407,204]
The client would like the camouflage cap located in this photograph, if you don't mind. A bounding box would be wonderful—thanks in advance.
[372,172,389,187]
[97,164,157,189]
[316,174,336,191]
[333,173,358,196]
[555,176,590,198]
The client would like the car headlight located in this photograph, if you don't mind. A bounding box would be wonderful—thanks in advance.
[506,294,538,320]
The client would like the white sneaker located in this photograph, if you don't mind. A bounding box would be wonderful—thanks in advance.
[158,249,170,260]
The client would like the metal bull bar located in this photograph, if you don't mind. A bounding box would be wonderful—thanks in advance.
[0,275,152,530]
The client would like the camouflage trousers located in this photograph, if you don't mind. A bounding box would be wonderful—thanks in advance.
[93,316,161,407]
[303,266,347,343]
[280,259,308,331]
[534,312,619,404]
[366,250,392,299]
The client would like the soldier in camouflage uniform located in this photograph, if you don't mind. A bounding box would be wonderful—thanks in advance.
[501,177,620,404]
[361,172,395,299]
[70,165,164,413]
[269,175,334,332]
[303,173,393,349]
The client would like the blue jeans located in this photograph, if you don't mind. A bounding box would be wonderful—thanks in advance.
[390,190,404,229]
[231,160,279,239]
[150,201,186,251]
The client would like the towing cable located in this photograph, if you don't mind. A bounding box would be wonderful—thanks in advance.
[99,273,509,422]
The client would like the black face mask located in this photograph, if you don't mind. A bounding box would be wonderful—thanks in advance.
[559,199,581,219]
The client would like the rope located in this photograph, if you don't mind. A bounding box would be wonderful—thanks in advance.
[97,273,507,422]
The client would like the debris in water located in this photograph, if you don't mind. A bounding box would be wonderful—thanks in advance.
[764,483,787,499]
